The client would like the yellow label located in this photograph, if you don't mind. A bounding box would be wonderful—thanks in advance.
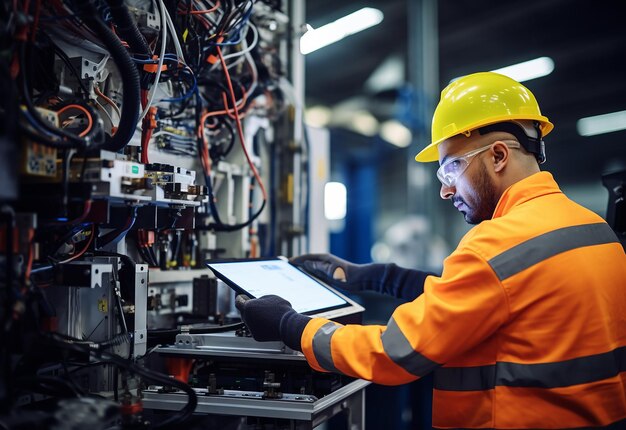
[183,29,189,43]
[98,298,108,313]
[286,174,294,204]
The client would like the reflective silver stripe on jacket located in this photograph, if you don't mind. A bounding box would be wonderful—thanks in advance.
[436,222,622,392]
[488,222,619,281]
[312,322,341,373]
[381,317,440,377]
[434,345,626,391]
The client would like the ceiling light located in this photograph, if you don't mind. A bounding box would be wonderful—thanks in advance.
[349,110,379,136]
[451,57,555,84]
[380,120,412,148]
[324,182,347,220]
[491,57,555,82]
[365,54,405,93]
[300,8,384,55]
[577,109,626,136]
[305,105,332,128]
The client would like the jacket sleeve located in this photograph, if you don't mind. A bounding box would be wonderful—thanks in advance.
[345,263,439,301]
[300,248,509,385]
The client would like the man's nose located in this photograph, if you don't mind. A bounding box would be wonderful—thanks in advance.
[440,183,455,200]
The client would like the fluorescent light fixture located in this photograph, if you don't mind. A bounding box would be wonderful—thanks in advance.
[380,120,412,148]
[491,57,555,82]
[349,110,379,136]
[577,110,626,136]
[305,105,332,128]
[451,57,555,84]
[324,182,347,220]
[365,54,405,93]
[300,8,384,55]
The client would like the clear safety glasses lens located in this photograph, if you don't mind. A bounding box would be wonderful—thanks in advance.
[436,141,521,187]
[436,145,493,187]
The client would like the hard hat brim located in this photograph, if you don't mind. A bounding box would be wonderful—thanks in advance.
[415,115,554,163]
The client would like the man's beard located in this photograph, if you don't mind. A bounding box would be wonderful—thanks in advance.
[455,163,500,225]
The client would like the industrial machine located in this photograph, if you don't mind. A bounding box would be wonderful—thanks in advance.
[0,1,366,428]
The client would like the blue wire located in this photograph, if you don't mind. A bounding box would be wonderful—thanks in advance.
[212,6,253,46]
[21,109,61,139]
[160,68,198,103]
[31,265,54,275]
[106,207,138,246]
[132,55,186,65]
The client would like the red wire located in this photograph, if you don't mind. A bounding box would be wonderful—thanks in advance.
[140,89,150,164]
[179,0,220,14]
[216,46,267,201]
[57,225,94,264]
[57,104,94,137]
[48,200,93,226]
[25,228,35,281]
[30,0,41,42]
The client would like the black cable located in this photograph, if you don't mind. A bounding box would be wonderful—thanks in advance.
[18,43,86,149]
[62,149,76,218]
[15,375,81,398]
[111,262,129,336]
[62,360,86,396]
[92,250,136,267]
[172,230,182,267]
[105,0,151,58]
[47,334,197,428]
[137,246,154,266]
[96,206,138,248]
[74,0,141,152]
[148,246,159,267]
[17,44,105,150]
[52,44,90,97]
[208,118,236,161]
[101,351,197,429]
[0,206,15,414]
[202,171,267,232]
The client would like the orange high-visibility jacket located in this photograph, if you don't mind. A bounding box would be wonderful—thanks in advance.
[300,172,626,428]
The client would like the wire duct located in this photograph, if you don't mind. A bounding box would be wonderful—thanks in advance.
[105,0,152,59]
[75,1,141,152]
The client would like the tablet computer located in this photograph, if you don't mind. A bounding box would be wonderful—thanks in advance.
[206,257,361,318]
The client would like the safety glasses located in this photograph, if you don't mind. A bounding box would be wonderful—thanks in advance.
[437,140,520,187]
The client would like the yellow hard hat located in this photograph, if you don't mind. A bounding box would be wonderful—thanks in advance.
[415,72,554,162]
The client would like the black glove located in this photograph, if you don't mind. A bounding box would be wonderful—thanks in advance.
[291,253,438,301]
[235,294,310,351]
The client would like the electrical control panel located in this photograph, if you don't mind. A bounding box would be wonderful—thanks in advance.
[0,1,364,429]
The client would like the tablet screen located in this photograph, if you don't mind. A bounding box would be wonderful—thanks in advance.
[207,258,349,314]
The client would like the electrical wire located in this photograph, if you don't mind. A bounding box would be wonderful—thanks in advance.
[56,224,94,264]
[217,45,267,201]
[97,206,138,248]
[94,84,121,119]
[17,43,88,148]
[162,1,186,64]
[57,104,94,137]
[139,0,167,122]
[220,21,258,61]
[179,0,221,15]
[44,333,198,428]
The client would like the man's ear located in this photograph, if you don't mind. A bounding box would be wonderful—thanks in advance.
[491,141,510,173]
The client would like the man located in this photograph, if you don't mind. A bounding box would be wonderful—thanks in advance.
[236,72,626,428]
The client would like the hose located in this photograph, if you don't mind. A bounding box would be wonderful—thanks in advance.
[75,1,141,152]
[105,0,152,58]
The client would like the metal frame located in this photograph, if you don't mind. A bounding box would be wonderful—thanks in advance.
[142,379,368,429]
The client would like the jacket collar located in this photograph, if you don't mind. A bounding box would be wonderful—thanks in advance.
[492,171,562,219]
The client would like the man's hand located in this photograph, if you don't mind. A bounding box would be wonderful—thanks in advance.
[235,294,310,351]
[290,253,358,289]
[291,253,439,301]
